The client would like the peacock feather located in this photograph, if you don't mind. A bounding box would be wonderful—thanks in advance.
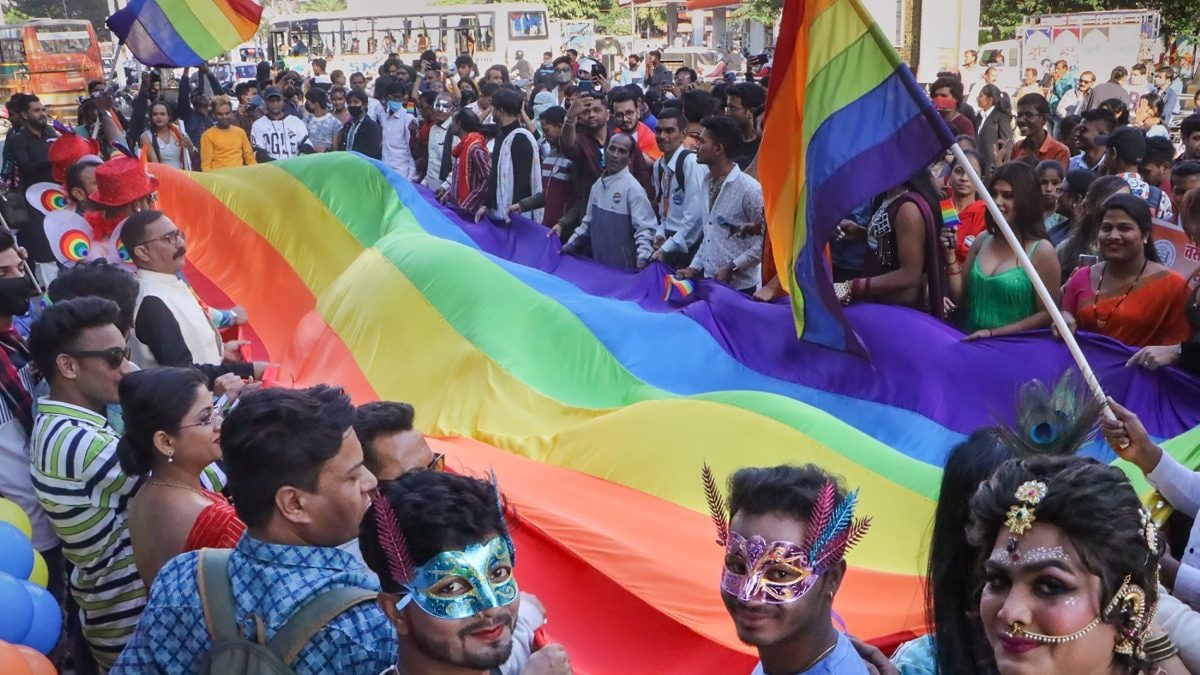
[997,371,1103,457]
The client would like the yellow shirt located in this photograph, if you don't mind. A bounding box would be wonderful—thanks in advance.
[201,125,255,171]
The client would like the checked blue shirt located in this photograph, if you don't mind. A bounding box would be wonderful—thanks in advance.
[111,534,397,674]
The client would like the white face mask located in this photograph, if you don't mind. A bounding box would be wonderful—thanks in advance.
[556,71,572,84]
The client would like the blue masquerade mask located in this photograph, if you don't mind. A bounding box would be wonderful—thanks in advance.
[401,535,519,620]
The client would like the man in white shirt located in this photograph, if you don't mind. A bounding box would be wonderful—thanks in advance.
[426,93,459,193]
[250,87,312,161]
[380,82,418,180]
[678,116,764,292]
[649,108,707,268]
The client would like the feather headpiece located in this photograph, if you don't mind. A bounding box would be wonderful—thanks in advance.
[701,463,730,547]
[997,371,1103,457]
[490,468,517,564]
[370,490,416,585]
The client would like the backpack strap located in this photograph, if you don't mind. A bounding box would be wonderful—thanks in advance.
[266,586,380,667]
[198,548,242,644]
[673,149,693,193]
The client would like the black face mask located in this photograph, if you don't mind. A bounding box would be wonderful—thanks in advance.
[0,276,34,317]
[347,106,363,118]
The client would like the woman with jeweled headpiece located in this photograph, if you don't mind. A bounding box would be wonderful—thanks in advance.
[966,454,1187,674]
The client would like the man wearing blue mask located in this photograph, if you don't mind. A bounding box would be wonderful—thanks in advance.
[381,81,419,181]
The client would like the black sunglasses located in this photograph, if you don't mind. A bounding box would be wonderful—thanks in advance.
[64,346,130,369]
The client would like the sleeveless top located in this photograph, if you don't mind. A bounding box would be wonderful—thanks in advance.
[963,233,1041,333]
[154,129,184,169]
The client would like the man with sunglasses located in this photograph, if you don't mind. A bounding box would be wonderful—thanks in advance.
[425,93,459,194]
[122,210,266,385]
[353,401,440,481]
[27,297,140,669]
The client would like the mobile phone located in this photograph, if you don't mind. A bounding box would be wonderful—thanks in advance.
[1078,254,1099,266]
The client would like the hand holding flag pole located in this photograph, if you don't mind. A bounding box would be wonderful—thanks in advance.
[949,143,1116,424]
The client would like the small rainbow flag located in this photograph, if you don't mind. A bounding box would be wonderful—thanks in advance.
[940,199,961,230]
[663,274,695,302]
[760,0,956,354]
[107,0,263,68]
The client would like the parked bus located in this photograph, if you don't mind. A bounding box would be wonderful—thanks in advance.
[0,19,104,117]
[267,3,552,80]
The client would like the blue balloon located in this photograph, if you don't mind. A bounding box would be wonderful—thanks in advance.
[18,580,61,654]
[0,522,33,579]
[0,571,33,643]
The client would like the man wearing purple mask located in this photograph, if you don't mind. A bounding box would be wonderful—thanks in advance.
[706,464,875,675]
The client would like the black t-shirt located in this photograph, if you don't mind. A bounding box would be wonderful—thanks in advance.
[733,136,761,170]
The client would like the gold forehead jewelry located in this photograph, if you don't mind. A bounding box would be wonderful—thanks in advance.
[1005,480,1047,536]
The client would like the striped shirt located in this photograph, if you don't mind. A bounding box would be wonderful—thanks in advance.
[30,398,146,669]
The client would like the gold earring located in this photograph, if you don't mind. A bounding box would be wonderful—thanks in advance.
[1108,577,1150,658]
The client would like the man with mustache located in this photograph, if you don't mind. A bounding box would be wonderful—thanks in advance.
[361,470,572,675]
[121,209,266,383]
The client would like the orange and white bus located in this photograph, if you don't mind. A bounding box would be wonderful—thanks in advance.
[0,19,104,117]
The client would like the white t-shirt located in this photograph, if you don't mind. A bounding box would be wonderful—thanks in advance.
[250,115,310,160]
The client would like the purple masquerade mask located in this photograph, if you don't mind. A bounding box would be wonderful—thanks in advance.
[702,464,871,605]
[721,533,819,603]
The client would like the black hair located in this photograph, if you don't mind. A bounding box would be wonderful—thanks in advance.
[116,367,208,475]
[121,209,167,250]
[552,55,571,68]
[1035,159,1064,180]
[15,94,39,116]
[643,88,664,117]
[346,89,369,106]
[987,162,1048,243]
[304,87,328,107]
[1103,193,1159,263]
[361,471,509,592]
[418,90,438,107]
[1016,92,1050,117]
[609,88,637,110]
[451,108,481,134]
[674,66,698,83]
[48,260,139,335]
[1079,107,1116,130]
[930,76,965,104]
[928,428,1012,675]
[968,455,1160,674]
[454,55,475,70]
[1144,136,1176,166]
[728,464,846,523]
[479,81,500,98]
[28,296,122,382]
[1180,113,1200,140]
[384,81,407,98]
[538,106,566,126]
[1057,114,1082,146]
[700,114,742,157]
[1059,175,1130,279]
[220,385,356,528]
[727,81,766,114]
[491,88,523,117]
[234,82,255,97]
[682,89,716,124]
[1172,159,1200,181]
[656,107,686,128]
[1139,92,1165,119]
[353,401,416,476]
[484,64,510,84]
[1098,98,1130,126]
[0,230,14,254]
[66,157,103,195]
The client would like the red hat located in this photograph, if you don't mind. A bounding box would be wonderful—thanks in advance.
[48,133,101,183]
[89,157,160,208]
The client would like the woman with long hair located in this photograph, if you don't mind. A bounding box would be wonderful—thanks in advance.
[1057,175,1131,282]
[1127,187,1200,371]
[118,367,245,586]
[946,149,988,265]
[1059,194,1190,348]
[139,100,193,170]
[944,162,1060,339]
[976,84,1013,171]
[968,454,1186,674]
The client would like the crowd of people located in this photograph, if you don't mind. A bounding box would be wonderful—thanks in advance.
[0,38,1196,675]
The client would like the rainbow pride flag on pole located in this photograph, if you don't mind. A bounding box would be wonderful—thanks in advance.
[760,0,956,354]
[107,0,263,68]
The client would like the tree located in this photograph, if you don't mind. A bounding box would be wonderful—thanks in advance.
[7,0,111,36]
[732,0,782,26]
[981,0,1197,40]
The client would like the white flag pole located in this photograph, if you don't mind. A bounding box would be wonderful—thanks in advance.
[949,143,1114,420]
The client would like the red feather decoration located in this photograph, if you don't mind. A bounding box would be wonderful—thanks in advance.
[701,463,730,547]
[370,491,416,585]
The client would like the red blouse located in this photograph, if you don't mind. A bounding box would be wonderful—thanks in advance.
[183,490,246,551]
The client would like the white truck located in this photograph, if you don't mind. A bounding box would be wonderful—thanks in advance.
[980,10,1163,89]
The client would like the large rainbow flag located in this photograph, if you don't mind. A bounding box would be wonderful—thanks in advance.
[158,154,1200,671]
[107,0,263,68]
[760,0,957,353]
